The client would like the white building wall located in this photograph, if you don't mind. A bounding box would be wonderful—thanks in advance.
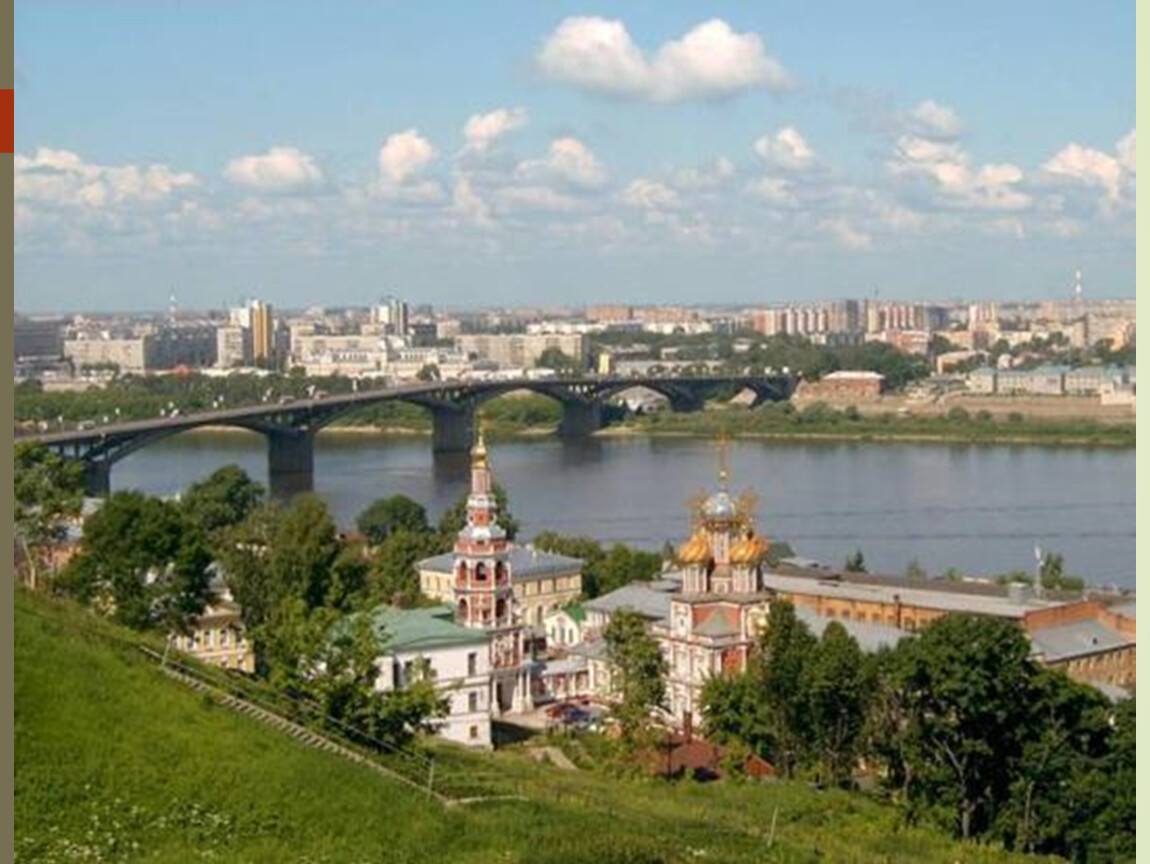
[375,641,494,749]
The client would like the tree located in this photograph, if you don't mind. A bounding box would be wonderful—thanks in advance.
[535,346,581,374]
[844,549,867,573]
[181,465,264,538]
[904,559,928,582]
[603,609,667,744]
[996,669,1111,856]
[755,601,818,776]
[356,495,430,545]
[368,530,443,607]
[216,495,350,639]
[415,364,440,382]
[57,491,211,632]
[806,622,869,786]
[437,483,519,541]
[879,614,1036,839]
[701,672,773,756]
[13,443,85,588]
[1037,552,1084,592]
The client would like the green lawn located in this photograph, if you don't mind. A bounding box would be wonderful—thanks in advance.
[16,590,1057,863]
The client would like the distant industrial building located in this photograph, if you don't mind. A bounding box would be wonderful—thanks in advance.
[64,326,217,373]
[14,316,66,360]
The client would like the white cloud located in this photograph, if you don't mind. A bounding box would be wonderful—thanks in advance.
[887,135,1030,210]
[745,176,796,205]
[494,185,585,213]
[451,175,492,226]
[620,178,679,209]
[463,107,528,152]
[378,129,436,185]
[819,218,872,250]
[1117,129,1136,172]
[515,137,607,189]
[753,127,815,170]
[1042,131,1135,204]
[907,100,963,140]
[672,157,736,190]
[224,146,324,191]
[536,17,793,102]
[14,147,197,207]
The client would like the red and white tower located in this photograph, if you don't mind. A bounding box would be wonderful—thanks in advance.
[452,429,532,713]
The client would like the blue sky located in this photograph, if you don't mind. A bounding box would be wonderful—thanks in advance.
[14,1,1135,312]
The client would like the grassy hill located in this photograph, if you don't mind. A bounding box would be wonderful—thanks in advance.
[15,590,1056,864]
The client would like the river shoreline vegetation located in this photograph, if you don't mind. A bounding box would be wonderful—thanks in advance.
[14,451,1135,861]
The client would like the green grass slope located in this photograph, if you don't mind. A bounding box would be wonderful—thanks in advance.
[16,590,1056,864]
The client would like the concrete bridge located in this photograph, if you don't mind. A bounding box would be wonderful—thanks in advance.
[21,374,795,499]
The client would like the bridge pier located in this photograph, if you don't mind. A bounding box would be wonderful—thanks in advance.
[82,461,112,498]
[267,429,315,500]
[558,401,603,437]
[431,405,475,453]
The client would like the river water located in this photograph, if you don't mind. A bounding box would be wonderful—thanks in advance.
[110,432,1135,589]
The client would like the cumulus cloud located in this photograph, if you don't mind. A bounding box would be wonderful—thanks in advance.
[14,148,197,207]
[887,135,1030,210]
[515,137,607,189]
[907,99,963,140]
[378,129,437,185]
[224,146,324,191]
[536,17,793,102]
[745,176,796,205]
[819,217,872,250]
[1042,130,1135,205]
[463,107,528,152]
[672,157,736,191]
[753,127,815,170]
[451,175,492,226]
[620,178,680,209]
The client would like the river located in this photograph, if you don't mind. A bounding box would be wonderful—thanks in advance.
[109,431,1135,589]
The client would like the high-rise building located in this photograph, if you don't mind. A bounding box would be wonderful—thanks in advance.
[249,300,274,363]
[373,296,410,337]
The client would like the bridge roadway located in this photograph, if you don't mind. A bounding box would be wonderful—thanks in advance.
[21,373,795,499]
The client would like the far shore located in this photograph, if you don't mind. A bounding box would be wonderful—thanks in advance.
[175,421,1135,448]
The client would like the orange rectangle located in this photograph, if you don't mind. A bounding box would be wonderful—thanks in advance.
[0,89,11,153]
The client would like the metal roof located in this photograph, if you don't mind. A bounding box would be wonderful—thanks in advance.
[368,605,490,653]
[417,546,584,582]
[758,571,1050,619]
[585,582,676,622]
[794,607,906,654]
[1028,619,1133,663]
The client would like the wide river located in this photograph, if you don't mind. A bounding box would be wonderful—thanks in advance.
[110,432,1135,589]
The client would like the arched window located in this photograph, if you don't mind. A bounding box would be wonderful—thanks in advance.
[456,562,468,585]
[475,563,488,582]
[495,598,507,621]
[495,562,507,584]
[458,598,469,620]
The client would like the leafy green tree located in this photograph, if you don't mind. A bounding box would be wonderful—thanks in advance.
[535,346,582,374]
[844,549,867,573]
[879,614,1035,839]
[756,601,818,776]
[58,491,211,632]
[701,672,773,756]
[217,495,353,640]
[905,559,928,582]
[437,483,519,541]
[368,530,443,607]
[1037,552,1084,592]
[356,495,430,544]
[181,465,264,538]
[806,622,869,786]
[533,532,660,599]
[996,669,1111,855]
[604,609,668,744]
[13,443,85,588]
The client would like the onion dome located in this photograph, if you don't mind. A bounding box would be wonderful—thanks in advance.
[678,530,713,565]
[730,532,771,566]
[701,490,739,522]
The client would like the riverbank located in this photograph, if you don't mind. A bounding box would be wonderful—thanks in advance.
[173,419,1133,448]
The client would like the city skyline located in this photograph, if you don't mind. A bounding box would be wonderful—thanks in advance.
[14,2,1135,312]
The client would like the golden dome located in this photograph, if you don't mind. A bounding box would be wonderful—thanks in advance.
[678,530,713,565]
[730,532,771,566]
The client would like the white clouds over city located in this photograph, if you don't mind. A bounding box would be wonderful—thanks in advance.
[224,146,324,191]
